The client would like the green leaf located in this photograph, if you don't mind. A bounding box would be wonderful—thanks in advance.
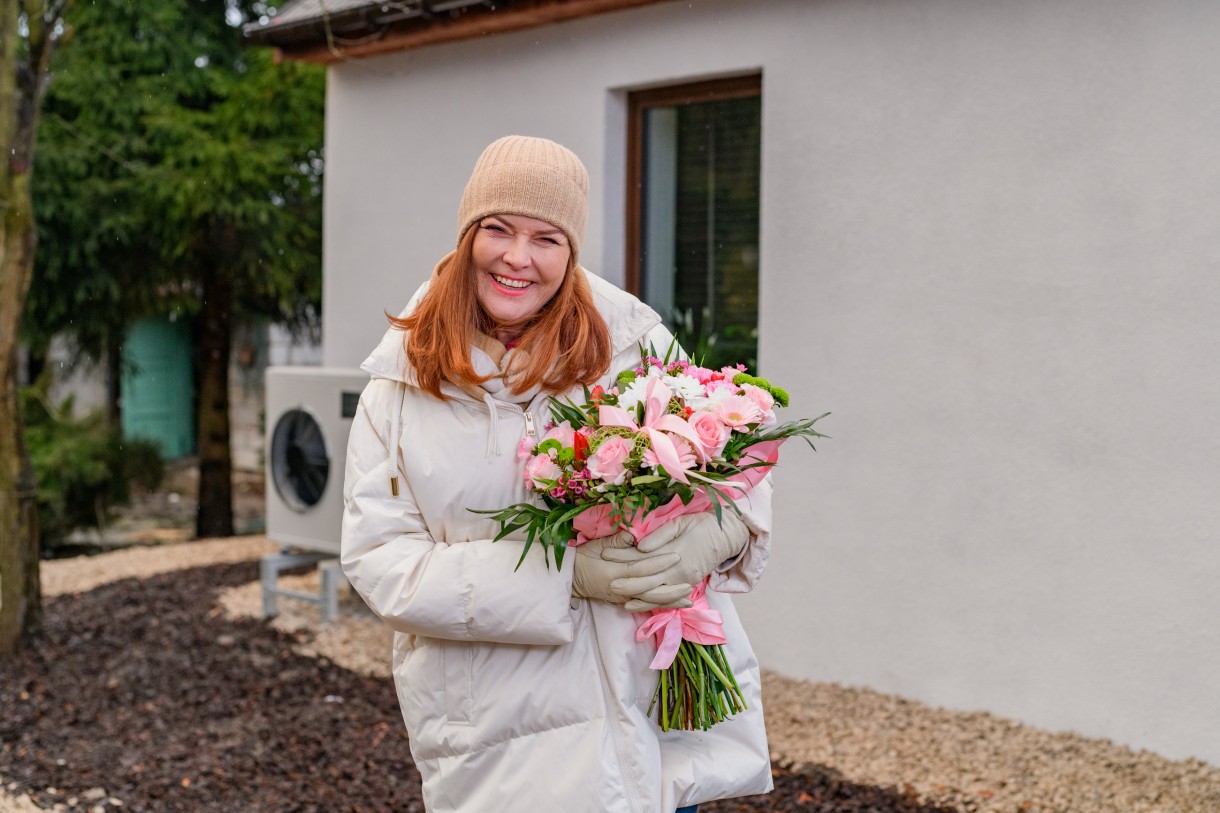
[514,544,530,572]
[704,485,723,525]
[662,334,680,364]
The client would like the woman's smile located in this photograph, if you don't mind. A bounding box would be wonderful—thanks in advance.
[489,272,533,292]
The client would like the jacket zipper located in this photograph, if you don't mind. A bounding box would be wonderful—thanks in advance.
[483,402,537,458]
[588,609,645,813]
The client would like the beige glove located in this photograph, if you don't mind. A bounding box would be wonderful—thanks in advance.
[606,510,749,612]
[572,531,693,608]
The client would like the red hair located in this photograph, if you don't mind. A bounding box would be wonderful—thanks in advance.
[389,228,612,400]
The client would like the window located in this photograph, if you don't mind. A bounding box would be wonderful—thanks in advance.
[627,75,762,369]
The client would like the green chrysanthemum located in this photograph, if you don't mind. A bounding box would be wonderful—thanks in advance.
[731,372,768,389]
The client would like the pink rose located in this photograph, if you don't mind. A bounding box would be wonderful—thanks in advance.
[524,454,562,489]
[687,365,717,384]
[543,423,576,447]
[712,395,762,430]
[587,434,634,486]
[688,410,729,458]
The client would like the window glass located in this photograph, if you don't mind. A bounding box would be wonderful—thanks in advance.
[631,79,761,369]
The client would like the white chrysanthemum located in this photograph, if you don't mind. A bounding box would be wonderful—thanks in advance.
[617,377,652,412]
[662,373,704,403]
[687,386,731,411]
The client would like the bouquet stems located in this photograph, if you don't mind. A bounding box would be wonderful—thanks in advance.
[648,641,746,731]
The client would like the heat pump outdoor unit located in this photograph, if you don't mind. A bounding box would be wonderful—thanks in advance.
[263,367,370,621]
[265,366,370,553]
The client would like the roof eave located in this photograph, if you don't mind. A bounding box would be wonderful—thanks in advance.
[243,0,677,64]
[242,4,381,48]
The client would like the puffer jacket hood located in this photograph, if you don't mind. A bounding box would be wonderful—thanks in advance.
[341,266,774,813]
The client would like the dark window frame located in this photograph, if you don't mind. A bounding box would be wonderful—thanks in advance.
[624,73,763,297]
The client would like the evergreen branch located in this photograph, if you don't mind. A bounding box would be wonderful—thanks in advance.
[45,112,147,176]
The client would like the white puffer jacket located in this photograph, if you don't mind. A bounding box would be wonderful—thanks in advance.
[341,269,774,813]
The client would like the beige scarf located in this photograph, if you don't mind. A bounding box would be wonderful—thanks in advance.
[459,331,542,406]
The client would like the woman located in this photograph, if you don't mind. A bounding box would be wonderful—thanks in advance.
[341,136,774,813]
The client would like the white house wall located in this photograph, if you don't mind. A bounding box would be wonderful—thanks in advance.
[321,0,1220,763]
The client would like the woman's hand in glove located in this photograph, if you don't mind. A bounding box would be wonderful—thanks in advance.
[605,510,749,612]
[572,531,694,608]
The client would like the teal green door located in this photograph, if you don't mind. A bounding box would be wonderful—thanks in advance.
[121,315,195,459]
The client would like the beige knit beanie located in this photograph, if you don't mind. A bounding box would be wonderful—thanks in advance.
[456,135,589,261]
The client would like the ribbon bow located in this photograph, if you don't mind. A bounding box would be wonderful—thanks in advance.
[598,378,706,484]
[635,579,727,670]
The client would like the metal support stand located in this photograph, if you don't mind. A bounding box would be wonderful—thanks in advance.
[260,549,348,624]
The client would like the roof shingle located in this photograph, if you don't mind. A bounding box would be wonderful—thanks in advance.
[253,0,378,29]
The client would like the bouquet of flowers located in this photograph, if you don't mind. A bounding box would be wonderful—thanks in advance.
[476,343,827,730]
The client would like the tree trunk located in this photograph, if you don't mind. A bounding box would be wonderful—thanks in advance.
[195,265,234,539]
[0,2,39,652]
[105,334,121,428]
[0,345,40,655]
[1,1,70,654]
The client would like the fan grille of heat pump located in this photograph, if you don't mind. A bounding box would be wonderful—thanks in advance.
[270,408,330,512]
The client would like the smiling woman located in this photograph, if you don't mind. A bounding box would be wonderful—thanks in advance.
[341,135,774,813]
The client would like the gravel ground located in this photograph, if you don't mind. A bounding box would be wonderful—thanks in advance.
[4,537,1219,812]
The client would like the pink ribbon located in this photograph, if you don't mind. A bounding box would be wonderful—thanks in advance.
[635,580,726,669]
[597,378,708,484]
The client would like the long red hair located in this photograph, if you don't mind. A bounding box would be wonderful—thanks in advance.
[389,228,612,399]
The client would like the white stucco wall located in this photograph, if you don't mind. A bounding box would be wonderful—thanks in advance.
[320,0,1220,764]
[45,336,109,416]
